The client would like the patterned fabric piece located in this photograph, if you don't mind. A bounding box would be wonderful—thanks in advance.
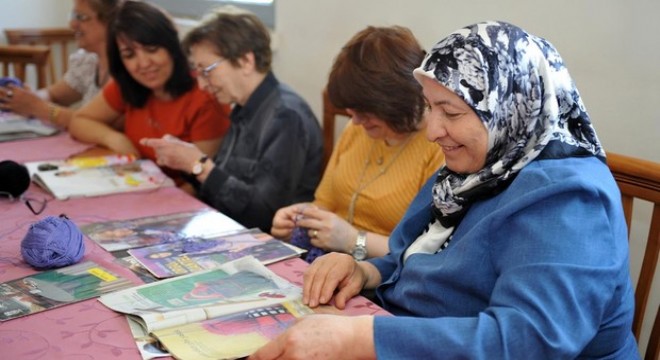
[63,49,101,104]
[405,21,604,260]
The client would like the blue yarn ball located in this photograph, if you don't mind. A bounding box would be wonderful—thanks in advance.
[21,215,85,269]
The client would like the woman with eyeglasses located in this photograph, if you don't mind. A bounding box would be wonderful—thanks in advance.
[0,0,122,129]
[69,1,230,178]
[141,7,323,233]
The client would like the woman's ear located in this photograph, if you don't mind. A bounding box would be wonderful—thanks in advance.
[238,52,256,74]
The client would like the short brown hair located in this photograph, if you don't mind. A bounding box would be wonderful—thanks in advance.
[327,26,425,133]
[86,0,122,23]
[182,6,271,73]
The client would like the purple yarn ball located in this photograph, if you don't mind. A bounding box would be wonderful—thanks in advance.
[21,215,85,269]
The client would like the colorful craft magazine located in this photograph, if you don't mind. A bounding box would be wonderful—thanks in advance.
[0,112,59,142]
[80,209,245,253]
[0,261,134,321]
[153,300,312,360]
[128,229,305,279]
[98,256,302,335]
[24,155,174,200]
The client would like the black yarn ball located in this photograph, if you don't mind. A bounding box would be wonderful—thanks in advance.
[0,160,30,198]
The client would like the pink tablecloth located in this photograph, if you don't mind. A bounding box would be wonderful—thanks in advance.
[0,136,388,359]
[0,132,92,163]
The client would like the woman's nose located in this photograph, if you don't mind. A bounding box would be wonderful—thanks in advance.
[426,115,447,142]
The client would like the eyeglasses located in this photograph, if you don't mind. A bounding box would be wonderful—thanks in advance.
[193,59,225,79]
[70,11,92,22]
[0,191,48,215]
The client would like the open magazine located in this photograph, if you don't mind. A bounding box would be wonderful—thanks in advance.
[127,229,305,279]
[99,256,305,360]
[153,300,312,360]
[80,209,246,253]
[24,155,174,200]
[0,261,134,321]
[0,112,59,142]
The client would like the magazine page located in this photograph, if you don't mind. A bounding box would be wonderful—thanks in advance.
[126,316,171,360]
[153,300,313,360]
[24,156,174,200]
[81,209,246,253]
[0,112,59,142]
[128,230,305,279]
[0,261,134,321]
[98,256,302,334]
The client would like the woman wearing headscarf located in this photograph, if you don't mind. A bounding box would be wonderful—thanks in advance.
[250,21,638,359]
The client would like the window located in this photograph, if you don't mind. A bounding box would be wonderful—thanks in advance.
[147,0,275,28]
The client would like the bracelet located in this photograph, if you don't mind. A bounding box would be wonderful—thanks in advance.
[48,104,61,126]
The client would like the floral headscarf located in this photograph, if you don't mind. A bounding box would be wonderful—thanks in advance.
[405,21,604,259]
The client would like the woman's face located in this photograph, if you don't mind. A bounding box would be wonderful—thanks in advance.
[420,76,488,174]
[70,0,107,53]
[346,109,401,143]
[116,36,174,97]
[189,42,246,106]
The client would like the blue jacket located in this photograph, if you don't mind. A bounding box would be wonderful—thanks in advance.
[369,156,639,359]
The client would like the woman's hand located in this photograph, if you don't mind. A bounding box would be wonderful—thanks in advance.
[0,85,45,117]
[141,135,202,172]
[249,315,375,360]
[271,203,310,240]
[303,252,369,309]
[297,207,358,254]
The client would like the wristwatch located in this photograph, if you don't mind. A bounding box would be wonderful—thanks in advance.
[351,231,368,261]
[191,155,209,176]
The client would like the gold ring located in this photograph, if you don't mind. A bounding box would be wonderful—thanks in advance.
[311,229,318,238]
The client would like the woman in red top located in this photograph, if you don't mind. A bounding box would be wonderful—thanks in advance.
[69,1,229,163]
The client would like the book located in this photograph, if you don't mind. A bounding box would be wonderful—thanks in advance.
[0,112,59,143]
[153,300,313,360]
[98,256,302,335]
[128,229,305,279]
[80,209,246,253]
[0,261,134,321]
[23,155,174,200]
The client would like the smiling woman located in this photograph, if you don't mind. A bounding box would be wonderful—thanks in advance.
[0,0,120,129]
[68,0,231,183]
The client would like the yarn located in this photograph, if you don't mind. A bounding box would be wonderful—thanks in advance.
[0,160,30,198]
[290,226,326,263]
[21,215,85,269]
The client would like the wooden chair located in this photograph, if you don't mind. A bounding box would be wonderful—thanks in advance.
[606,152,660,359]
[5,27,76,85]
[322,88,350,170]
[0,45,51,89]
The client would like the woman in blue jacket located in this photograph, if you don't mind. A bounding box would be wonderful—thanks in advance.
[250,21,639,360]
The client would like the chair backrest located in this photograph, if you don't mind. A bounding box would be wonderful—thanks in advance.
[322,88,350,170]
[0,44,51,89]
[5,27,76,86]
[645,304,659,360]
[606,152,660,357]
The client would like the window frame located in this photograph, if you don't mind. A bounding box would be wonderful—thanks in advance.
[147,0,275,28]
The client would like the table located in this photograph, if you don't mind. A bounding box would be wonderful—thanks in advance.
[0,134,388,359]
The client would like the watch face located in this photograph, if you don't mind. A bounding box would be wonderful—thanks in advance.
[192,163,203,175]
[352,246,367,261]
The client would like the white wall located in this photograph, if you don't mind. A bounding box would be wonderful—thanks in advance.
[2,0,658,354]
[0,0,70,41]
